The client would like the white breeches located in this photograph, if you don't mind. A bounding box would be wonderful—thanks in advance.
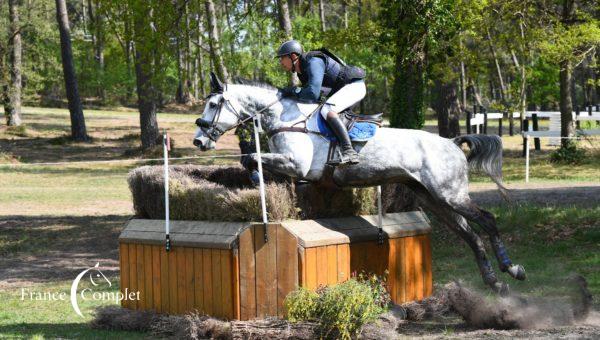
[320,80,366,118]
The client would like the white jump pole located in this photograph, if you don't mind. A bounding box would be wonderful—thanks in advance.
[163,131,171,251]
[376,185,383,245]
[525,135,530,183]
[253,114,269,242]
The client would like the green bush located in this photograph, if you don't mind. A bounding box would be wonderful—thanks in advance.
[284,287,320,322]
[284,274,389,339]
[550,142,587,165]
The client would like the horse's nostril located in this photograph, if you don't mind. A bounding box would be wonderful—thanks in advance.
[193,139,202,147]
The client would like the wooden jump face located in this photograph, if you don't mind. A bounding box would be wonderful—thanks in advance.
[119,212,433,320]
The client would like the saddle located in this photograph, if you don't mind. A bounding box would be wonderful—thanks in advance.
[322,109,383,168]
[340,109,383,131]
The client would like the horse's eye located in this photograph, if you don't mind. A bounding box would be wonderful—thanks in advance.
[209,102,217,109]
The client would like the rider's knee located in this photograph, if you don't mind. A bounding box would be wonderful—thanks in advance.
[320,103,335,119]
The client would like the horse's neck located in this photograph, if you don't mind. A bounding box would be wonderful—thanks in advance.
[234,85,318,130]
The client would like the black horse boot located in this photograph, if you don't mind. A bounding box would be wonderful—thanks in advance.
[327,115,359,165]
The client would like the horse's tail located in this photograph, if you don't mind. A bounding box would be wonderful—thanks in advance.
[453,134,511,202]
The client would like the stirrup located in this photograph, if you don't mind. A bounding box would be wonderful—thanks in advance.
[327,149,359,166]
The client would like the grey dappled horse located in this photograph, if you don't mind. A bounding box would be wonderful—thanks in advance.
[193,73,526,294]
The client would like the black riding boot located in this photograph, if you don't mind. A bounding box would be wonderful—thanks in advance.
[327,115,359,165]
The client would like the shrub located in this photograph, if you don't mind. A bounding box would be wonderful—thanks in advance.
[284,274,389,339]
[550,142,587,165]
[284,287,320,322]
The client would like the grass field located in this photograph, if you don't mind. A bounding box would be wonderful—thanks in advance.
[0,107,598,338]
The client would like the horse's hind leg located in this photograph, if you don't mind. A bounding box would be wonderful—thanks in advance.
[451,202,526,281]
[405,182,507,293]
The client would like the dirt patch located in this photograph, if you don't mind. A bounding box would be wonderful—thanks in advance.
[469,182,600,207]
[0,215,126,289]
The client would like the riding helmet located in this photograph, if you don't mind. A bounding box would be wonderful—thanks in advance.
[276,40,303,57]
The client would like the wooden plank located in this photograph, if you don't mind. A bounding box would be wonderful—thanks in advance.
[211,248,223,318]
[193,248,204,313]
[254,224,278,318]
[305,247,317,290]
[238,227,256,320]
[136,244,145,310]
[168,245,178,314]
[128,243,137,310]
[143,245,153,310]
[395,238,406,303]
[277,225,298,317]
[119,243,129,309]
[315,246,328,288]
[326,245,337,286]
[232,249,241,320]
[160,246,169,313]
[298,247,306,288]
[350,241,367,275]
[221,250,233,319]
[404,237,416,301]
[202,248,213,316]
[177,246,188,314]
[185,247,195,312]
[151,245,161,312]
[422,235,433,298]
[387,238,397,302]
[413,236,424,300]
[336,244,349,283]
[363,242,378,275]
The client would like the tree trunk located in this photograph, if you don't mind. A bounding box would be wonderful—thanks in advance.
[559,0,576,149]
[133,3,159,149]
[205,0,229,82]
[358,0,363,27]
[87,0,105,102]
[5,0,22,126]
[342,0,348,29]
[277,0,293,39]
[276,0,299,85]
[223,0,235,55]
[390,52,425,129]
[55,0,88,141]
[486,28,507,106]
[433,79,461,138]
[195,8,206,99]
[560,60,575,147]
[318,0,325,32]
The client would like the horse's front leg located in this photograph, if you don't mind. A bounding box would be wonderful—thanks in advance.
[249,152,303,178]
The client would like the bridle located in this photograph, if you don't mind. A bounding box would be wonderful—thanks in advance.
[195,86,280,142]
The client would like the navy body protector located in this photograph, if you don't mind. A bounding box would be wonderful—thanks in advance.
[298,48,366,96]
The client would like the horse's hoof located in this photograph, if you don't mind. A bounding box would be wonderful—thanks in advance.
[493,282,510,296]
[508,264,526,281]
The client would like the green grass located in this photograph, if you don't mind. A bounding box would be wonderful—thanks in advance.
[470,148,600,183]
[431,204,600,305]
[0,279,148,339]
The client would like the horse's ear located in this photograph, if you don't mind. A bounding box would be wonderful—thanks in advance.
[210,72,224,93]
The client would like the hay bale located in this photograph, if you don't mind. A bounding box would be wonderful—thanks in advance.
[90,305,158,332]
[128,165,416,221]
[128,165,297,221]
[295,182,418,219]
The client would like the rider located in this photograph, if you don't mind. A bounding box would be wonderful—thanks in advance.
[276,40,366,165]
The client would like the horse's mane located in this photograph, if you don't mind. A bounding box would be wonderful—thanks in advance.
[233,77,278,91]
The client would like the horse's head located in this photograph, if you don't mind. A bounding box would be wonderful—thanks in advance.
[193,72,247,151]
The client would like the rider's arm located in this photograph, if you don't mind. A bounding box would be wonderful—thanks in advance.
[297,57,325,102]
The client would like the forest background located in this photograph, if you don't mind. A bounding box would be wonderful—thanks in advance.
[1,0,599,152]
